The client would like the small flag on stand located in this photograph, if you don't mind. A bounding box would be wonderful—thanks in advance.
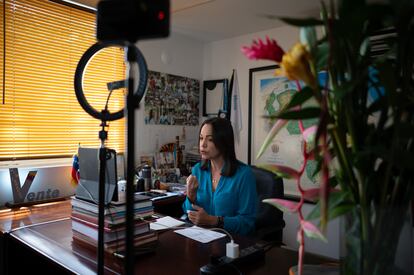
[71,153,80,187]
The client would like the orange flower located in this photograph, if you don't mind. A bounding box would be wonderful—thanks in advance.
[276,43,317,89]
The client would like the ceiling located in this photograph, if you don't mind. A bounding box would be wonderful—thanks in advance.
[71,0,320,42]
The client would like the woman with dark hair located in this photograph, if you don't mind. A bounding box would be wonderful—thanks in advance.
[182,117,257,235]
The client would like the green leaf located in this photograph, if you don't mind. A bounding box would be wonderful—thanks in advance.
[331,83,353,102]
[256,119,288,159]
[276,107,321,120]
[328,203,354,220]
[263,198,299,213]
[258,164,300,179]
[315,42,329,72]
[311,159,322,178]
[307,191,352,220]
[328,176,339,188]
[359,37,369,56]
[285,87,314,110]
[301,220,327,242]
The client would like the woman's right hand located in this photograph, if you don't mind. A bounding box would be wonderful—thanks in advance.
[186,175,199,203]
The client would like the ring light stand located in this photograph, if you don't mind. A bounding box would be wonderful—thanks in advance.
[74,41,148,275]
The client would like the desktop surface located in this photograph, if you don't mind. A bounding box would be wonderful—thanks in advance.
[0,200,71,234]
[8,217,256,274]
[2,200,337,275]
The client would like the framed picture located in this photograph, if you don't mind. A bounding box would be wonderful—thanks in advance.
[202,79,228,116]
[144,70,200,126]
[248,65,320,199]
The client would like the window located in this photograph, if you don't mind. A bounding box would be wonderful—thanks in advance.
[0,0,126,160]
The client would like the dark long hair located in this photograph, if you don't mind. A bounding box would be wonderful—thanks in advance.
[199,117,239,177]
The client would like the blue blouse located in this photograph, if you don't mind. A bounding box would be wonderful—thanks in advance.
[182,161,257,235]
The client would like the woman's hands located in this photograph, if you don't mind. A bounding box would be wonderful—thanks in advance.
[186,175,218,226]
[187,204,217,226]
[186,175,199,203]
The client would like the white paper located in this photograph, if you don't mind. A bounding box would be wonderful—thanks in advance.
[174,226,226,243]
[150,216,185,231]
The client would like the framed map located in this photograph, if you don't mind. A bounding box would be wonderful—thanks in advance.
[248,65,320,199]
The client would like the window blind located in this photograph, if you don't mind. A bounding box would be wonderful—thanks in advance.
[0,0,126,160]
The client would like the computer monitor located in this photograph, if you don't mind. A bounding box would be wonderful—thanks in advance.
[75,147,118,205]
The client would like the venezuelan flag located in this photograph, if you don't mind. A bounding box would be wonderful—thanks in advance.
[70,154,80,187]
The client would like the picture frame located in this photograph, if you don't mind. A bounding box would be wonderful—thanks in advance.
[144,70,200,126]
[202,79,228,116]
[248,65,320,199]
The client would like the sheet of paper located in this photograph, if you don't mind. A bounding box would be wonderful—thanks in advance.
[174,226,226,243]
[150,216,185,231]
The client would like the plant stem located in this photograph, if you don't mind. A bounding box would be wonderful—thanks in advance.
[330,127,357,194]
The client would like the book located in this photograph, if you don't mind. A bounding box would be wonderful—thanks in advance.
[71,208,155,227]
[71,219,150,242]
[110,193,154,206]
[71,195,152,215]
[72,230,158,254]
[71,215,149,231]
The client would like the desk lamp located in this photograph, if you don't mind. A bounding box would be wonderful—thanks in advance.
[74,1,170,274]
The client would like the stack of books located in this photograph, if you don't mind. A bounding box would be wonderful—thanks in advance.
[71,194,158,255]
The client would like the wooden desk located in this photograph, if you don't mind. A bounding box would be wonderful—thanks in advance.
[0,200,71,233]
[2,199,336,275]
[0,200,72,275]
[0,195,184,275]
[152,194,185,218]
[7,218,252,274]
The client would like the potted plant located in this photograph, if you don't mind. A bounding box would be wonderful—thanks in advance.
[242,0,414,274]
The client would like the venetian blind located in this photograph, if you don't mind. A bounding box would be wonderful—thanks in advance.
[0,0,126,160]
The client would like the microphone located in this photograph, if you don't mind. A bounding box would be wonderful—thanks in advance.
[107,79,126,91]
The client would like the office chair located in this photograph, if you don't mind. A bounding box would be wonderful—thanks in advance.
[251,166,285,244]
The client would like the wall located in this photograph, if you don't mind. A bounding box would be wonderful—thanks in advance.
[202,26,299,161]
[133,33,205,163]
[202,25,341,259]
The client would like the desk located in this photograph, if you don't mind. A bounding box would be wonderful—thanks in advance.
[0,200,71,275]
[152,194,185,218]
[0,195,184,275]
[2,200,336,275]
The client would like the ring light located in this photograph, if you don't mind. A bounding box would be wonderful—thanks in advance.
[74,41,148,121]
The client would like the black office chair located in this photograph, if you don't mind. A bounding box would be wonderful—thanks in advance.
[251,165,285,244]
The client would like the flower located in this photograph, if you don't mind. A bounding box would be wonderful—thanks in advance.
[241,36,284,62]
[275,43,317,90]
[243,1,414,274]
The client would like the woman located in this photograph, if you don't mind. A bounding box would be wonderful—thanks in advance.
[182,117,257,235]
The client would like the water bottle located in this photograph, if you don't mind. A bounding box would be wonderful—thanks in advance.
[142,165,152,191]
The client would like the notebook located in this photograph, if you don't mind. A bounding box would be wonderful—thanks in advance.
[75,147,118,205]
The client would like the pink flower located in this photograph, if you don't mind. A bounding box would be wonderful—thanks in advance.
[241,36,285,62]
